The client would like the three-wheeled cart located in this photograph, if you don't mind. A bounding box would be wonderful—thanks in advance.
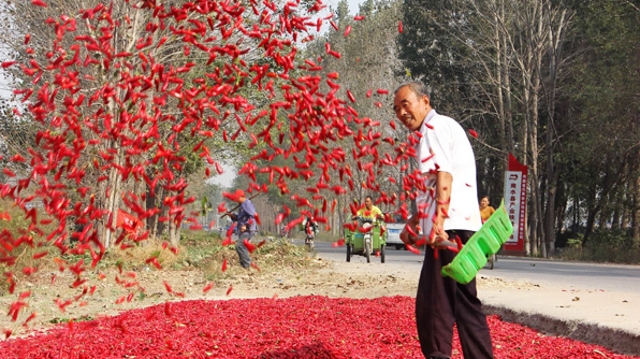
[344,216,386,263]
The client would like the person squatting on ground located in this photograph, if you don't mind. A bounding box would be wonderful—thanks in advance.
[394,81,494,359]
[226,189,257,269]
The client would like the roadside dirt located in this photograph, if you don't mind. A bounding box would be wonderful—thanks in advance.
[0,254,535,337]
[2,252,639,356]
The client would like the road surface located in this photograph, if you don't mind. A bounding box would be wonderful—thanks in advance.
[310,240,640,293]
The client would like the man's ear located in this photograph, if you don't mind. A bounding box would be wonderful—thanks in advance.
[422,95,430,107]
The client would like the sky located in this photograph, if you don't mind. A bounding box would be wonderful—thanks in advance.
[327,0,363,15]
[208,162,237,188]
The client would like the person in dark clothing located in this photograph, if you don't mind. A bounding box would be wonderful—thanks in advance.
[302,215,318,247]
[226,189,257,269]
[394,82,493,359]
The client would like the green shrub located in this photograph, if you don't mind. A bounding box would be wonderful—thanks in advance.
[559,228,640,264]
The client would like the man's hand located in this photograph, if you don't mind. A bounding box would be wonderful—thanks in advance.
[429,225,450,246]
[400,223,419,245]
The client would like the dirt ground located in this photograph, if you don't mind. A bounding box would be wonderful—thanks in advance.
[5,253,640,356]
[0,254,533,338]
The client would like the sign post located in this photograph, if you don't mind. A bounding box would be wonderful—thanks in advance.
[503,153,527,256]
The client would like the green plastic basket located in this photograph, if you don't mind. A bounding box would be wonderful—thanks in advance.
[441,200,514,284]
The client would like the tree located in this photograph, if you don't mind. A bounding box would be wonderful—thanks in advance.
[303,0,412,235]
[0,0,357,254]
[399,0,576,257]
[561,0,640,248]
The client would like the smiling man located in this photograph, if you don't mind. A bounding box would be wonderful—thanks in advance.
[393,82,492,359]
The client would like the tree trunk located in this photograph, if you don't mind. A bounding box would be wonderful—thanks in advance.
[146,181,157,237]
[103,144,124,248]
[633,173,640,247]
[169,217,179,247]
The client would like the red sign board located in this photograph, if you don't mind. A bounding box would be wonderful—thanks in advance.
[503,154,527,255]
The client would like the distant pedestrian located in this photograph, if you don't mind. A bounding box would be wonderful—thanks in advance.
[479,196,496,223]
[225,189,257,269]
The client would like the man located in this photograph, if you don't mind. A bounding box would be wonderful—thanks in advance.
[393,82,493,359]
[302,215,319,247]
[226,189,256,269]
[356,195,383,221]
[355,195,385,255]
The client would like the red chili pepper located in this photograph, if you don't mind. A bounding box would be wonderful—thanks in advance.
[347,89,356,103]
[244,239,256,253]
[344,25,352,37]
[31,0,47,7]
[203,282,215,294]
[406,244,421,254]
[332,238,345,247]
[163,281,173,294]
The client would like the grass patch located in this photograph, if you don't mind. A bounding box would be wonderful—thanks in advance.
[0,211,322,298]
[200,236,321,281]
[558,229,640,264]
[49,314,94,324]
[0,199,58,294]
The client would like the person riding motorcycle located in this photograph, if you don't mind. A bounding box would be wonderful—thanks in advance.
[302,216,319,248]
[355,196,384,222]
[354,196,385,255]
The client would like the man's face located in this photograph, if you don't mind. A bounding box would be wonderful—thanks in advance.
[365,197,373,209]
[393,86,430,132]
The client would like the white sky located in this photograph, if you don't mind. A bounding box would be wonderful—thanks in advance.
[327,0,363,15]
[208,162,236,188]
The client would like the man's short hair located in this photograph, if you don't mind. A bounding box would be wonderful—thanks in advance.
[394,82,432,104]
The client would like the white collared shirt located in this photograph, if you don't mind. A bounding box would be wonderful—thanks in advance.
[415,110,482,236]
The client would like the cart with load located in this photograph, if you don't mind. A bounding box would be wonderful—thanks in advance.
[344,216,386,263]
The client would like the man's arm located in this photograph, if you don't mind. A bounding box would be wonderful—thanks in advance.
[433,171,452,242]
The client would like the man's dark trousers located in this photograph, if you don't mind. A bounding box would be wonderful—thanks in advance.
[416,230,494,359]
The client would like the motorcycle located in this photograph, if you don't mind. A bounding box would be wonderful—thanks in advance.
[304,223,316,249]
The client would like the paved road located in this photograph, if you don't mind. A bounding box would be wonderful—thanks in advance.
[310,240,640,293]
[308,240,640,354]
[308,239,425,267]
[479,256,640,293]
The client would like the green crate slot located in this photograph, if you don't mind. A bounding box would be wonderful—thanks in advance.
[442,200,514,284]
